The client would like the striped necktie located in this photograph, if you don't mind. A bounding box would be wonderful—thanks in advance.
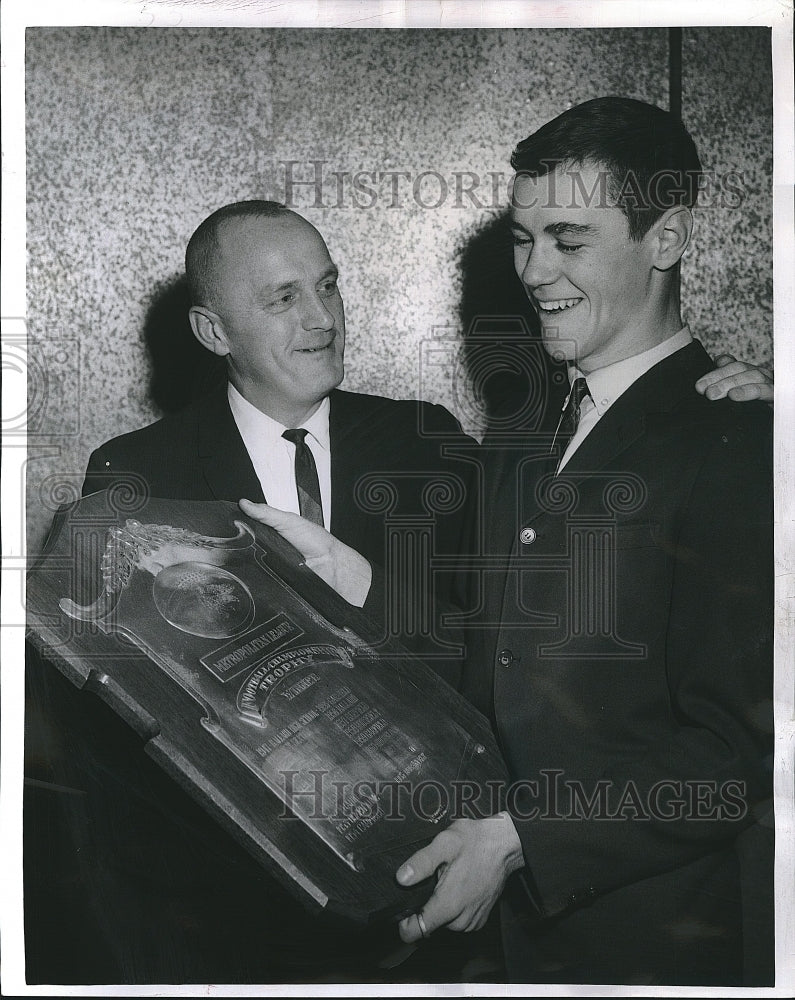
[551,376,591,458]
[282,428,324,527]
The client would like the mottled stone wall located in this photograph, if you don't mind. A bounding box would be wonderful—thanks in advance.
[25,26,771,551]
[680,27,773,366]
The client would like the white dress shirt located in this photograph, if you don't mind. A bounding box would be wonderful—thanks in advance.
[228,384,332,530]
[557,326,693,472]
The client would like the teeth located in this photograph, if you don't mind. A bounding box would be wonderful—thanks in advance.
[536,298,581,312]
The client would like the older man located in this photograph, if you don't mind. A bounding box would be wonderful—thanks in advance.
[26,202,477,985]
[83,201,473,585]
[252,99,774,987]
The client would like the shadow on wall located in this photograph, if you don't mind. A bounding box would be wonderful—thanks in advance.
[144,274,227,414]
[457,211,568,434]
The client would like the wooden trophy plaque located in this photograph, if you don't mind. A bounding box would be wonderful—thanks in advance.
[26,492,507,924]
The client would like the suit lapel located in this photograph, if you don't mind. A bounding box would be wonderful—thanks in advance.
[328,389,369,540]
[559,397,647,485]
[196,387,265,503]
[547,340,715,488]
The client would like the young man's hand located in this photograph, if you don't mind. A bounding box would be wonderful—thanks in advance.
[696,353,773,403]
[239,499,372,607]
[396,813,524,942]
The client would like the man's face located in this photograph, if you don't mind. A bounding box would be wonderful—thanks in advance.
[510,164,660,373]
[211,213,345,423]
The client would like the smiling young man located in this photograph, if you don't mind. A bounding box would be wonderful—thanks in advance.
[510,160,690,378]
[340,97,772,986]
[240,100,774,986]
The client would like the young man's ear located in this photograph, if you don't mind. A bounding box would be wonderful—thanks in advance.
[651,206,694,272]
[189,306,231,357]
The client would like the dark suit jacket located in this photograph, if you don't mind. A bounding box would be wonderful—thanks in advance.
[461,340,774,986]
[82,386,475,571]
[25,387,482,985]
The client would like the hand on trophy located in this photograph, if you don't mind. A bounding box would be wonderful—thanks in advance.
[239,499,372,608]
[695,353,773,402]
[395,812,524,942]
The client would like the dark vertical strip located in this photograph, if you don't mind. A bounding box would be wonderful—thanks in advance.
[669,27,683,120]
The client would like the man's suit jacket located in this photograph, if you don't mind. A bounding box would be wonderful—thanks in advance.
[461,340,774,986]
[25,387,481,985]
[82,386,476,572]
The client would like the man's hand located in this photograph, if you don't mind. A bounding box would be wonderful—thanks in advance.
[696,353,773,403]
[396,813,524,943]
[239,499,372,607]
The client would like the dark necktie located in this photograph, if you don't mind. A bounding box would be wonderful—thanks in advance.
[551,376,591,459]
[282,428,325,526]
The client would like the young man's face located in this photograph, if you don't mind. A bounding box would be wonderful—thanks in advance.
[210,213,345,423]
[510,163,661,373]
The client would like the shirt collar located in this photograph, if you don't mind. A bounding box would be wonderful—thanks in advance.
[227,384,331,451]
[568,326,693,417]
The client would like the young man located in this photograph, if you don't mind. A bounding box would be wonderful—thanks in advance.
[251,98,774,986]
[399,95,774,985]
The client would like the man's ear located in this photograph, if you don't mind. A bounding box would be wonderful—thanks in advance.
[189,305,231,357]
[651,206,693,272]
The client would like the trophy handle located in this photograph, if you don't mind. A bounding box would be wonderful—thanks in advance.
[59,587,120,622]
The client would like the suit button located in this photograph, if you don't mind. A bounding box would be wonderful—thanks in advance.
[519,527,536,545]
[497,649,514,667]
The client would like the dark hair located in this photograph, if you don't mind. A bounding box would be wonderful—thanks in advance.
[510,97,702,240]
[185,199,293,307]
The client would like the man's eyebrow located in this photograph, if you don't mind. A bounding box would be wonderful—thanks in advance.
[544,222,597,237]
[508,221,597,238]
[260,265,339,296]
[260,279,300,297]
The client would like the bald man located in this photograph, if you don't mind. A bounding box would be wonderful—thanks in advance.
[27,202,479,986]
[83,201,474,574]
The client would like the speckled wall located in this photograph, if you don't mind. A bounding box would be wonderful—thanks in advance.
[679,27,773,366]
[25,27,772,551]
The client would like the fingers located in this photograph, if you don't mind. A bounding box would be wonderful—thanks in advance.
[396,832,454,887]
[395,830,456,885]
[726,382,774,403]
[238,498,297,527]
[396,834,458,943]
[238,498,333,560]
[696,360,748,393]
[696,362,773,401]
[398,911,429,944]
[704,370,772,401]
[398,890,460,943]
[396,867,486,943]
[395,818,522,943]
